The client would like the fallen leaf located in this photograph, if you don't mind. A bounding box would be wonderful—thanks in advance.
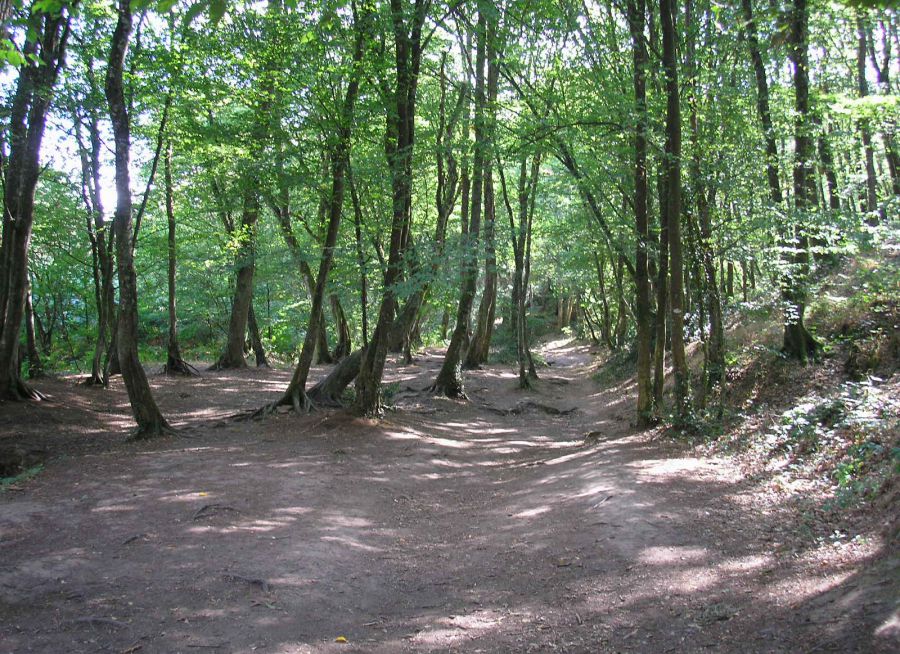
[335,636,348,643]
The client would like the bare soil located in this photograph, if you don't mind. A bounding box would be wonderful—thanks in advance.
[1,340,897,653]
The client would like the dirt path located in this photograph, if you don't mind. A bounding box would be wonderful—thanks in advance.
[1,340,896,653]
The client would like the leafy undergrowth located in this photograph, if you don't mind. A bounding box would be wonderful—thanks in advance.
[701,236,900,550]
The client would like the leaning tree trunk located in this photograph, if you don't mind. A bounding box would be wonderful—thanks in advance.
[0,4,72,400]
[256,1,370,416]
[105,0,171,437]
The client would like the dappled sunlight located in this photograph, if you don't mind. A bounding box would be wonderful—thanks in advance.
[320,535,384,553]
[638,545,709,565]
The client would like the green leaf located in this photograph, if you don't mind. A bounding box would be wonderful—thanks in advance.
[209,0,226,24]
[182,0,207,26]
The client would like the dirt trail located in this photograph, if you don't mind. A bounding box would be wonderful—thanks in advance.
[1,340,896,653]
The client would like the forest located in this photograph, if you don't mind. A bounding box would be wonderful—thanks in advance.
[0,0,898,652]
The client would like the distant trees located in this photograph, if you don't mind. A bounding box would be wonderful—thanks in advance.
[1,0,897,433]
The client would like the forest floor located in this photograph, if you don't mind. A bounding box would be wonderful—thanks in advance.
[0,339,897,653]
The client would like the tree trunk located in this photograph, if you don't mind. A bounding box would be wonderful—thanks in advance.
[262,2,370,415]
[0,5,72,400]
[212,186,259,369]
[163,140,192,376]
[432,2,488,399]
[783,0,821,362]
[348,164,369,346]
[24,273,42,379]
[857,13,881,225]
[329,295,351,361]
[742,0,818,362]
[661,0,690,422]
[464,44,500,370]
[354,0,428,415]
[105,0,170,437]
[627,0,654,425]
[247,302,269,367]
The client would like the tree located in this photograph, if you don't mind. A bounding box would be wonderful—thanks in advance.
[105,0,171,437]
[0,0,75,400]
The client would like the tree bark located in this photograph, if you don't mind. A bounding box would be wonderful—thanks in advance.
[432,1,489,399]
[0,4,72,400]
[355,0,429,414]
[212,186,259,369]
[857,13,881,225]
[105,0,171,437]
[260,1,370,415]
[783,0,821,362]
[163,140,193,376]
[627,0,654,424]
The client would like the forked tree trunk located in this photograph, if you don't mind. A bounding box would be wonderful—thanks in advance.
[354,0,428,415]
[247,302,269,367]
[105,0,171,437]
[0,4,72,400]
[212,186,259,370]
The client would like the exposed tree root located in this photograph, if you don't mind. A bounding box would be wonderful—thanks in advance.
[2,379,47,402]
[81,374,107,387]
[480,400,577,416]
[428,381,468,400]
[249,386,315,420]
[127,422,177,441]
[162,359,201,377]
[207,356,247,372]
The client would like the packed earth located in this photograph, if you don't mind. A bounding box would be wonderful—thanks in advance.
[1,340,896,653]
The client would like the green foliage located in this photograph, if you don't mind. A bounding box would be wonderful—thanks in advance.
[1,465,44,490]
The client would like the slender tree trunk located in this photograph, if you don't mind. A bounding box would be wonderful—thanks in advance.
[661,0,690,422]
[742,0,818,362]
[354,0,428,415]
[857,13,881,225]
[247,302,269,367]
[212,186,259,369]
[163,140,192,376]
[465,44,499,369]
[105,0,170,437]
[432,2,488,398]
[348,165,369,346]
[628,0,654,424]
[24,273,42,379]
[329,295,351,361]
[260,2,370,415]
